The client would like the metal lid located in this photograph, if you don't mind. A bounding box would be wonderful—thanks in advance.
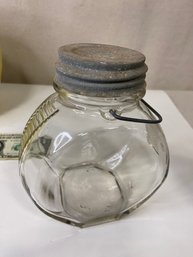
[54,43,148,97]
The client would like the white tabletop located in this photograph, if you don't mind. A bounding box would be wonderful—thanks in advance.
[167,90,193,128]
[0,84,193,257]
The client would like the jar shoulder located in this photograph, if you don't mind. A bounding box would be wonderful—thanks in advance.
[21,93,168,153]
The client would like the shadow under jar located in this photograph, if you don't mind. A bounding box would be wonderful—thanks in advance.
[19,43,169,227]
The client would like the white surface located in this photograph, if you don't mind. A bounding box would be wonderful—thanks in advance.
[0,87,193,257]
[167,90,193,128]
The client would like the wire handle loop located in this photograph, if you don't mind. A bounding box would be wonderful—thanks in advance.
[109,99,162,124]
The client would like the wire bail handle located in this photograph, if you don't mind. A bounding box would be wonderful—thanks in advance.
[109,99,162,124]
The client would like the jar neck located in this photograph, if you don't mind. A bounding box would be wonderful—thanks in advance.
[54,83,145,108]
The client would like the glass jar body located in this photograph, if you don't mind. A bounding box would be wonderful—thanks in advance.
[19,91,169,227]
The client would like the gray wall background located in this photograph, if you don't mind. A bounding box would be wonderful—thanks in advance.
[0,0,193,90]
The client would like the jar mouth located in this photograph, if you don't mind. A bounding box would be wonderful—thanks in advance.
[54,82,145,108]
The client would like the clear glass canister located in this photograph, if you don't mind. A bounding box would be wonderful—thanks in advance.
[19,43,169,227]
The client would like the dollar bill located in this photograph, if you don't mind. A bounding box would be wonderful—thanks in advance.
[0,134,22,159]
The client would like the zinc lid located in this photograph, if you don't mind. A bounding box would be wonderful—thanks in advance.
[54,43,148,97]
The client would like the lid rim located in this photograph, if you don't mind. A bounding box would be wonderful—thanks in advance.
[58,43,146,70]
[59,54,146,70]
[55,62,148,83]
[54,74,146,92]
[54,81,146,97]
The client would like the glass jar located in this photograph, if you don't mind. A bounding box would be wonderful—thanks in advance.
[19,43,169,227]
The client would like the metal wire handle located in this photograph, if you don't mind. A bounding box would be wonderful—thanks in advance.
[109,99,162,124]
